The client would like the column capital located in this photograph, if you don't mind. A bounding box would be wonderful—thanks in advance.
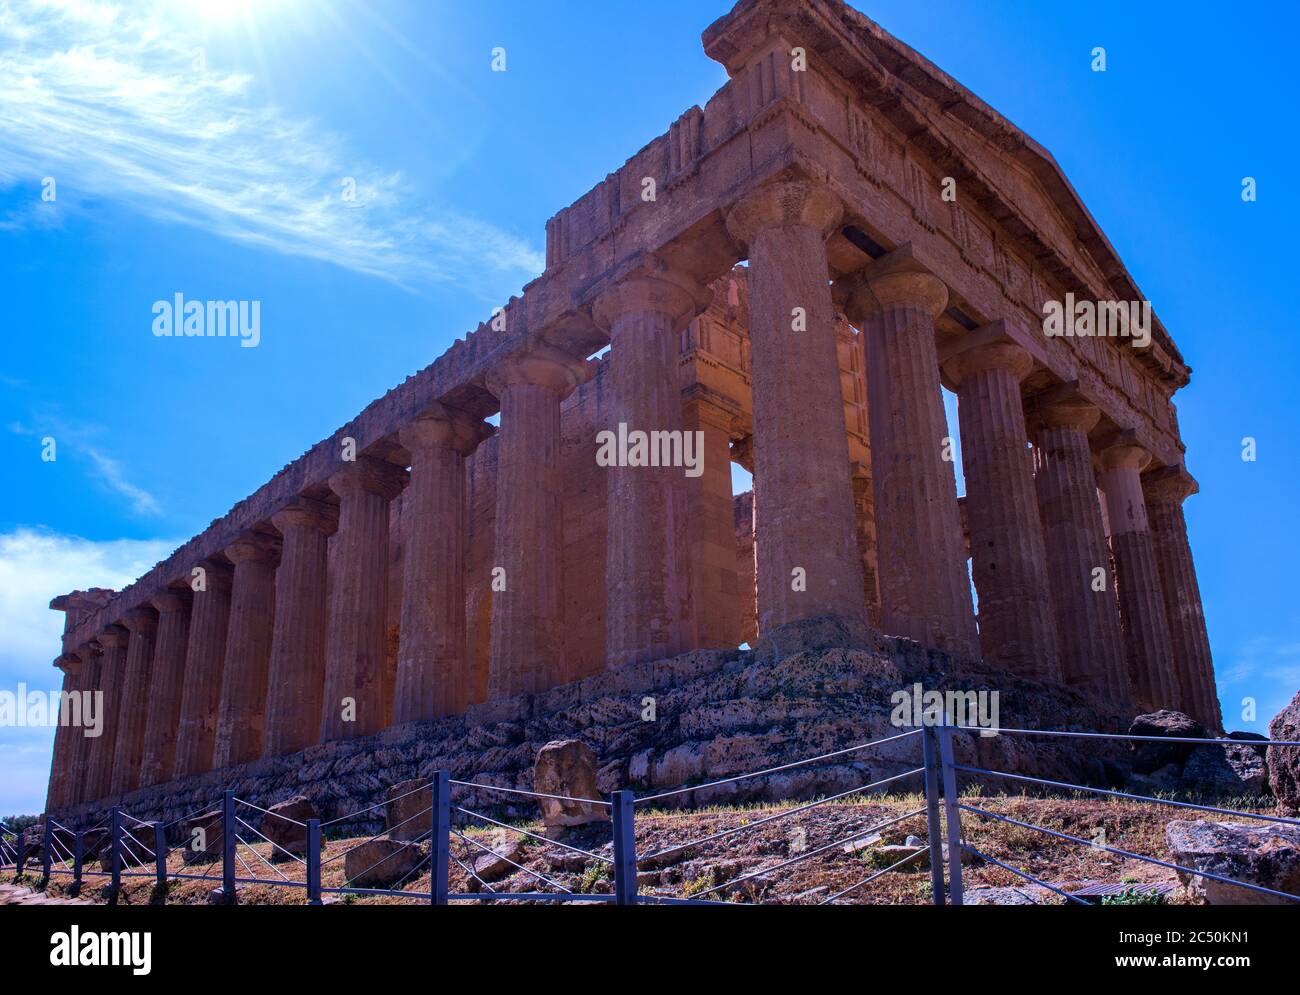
[941,340,1033,387]
[224,533,280,566]
[1098,437,1151,473]
[681,383,744,432]
[592,263,710,334]
[725,178,843,248]
[328,455,409,501]
[194,557,234,591]
[1037,397,1102,433]
[271,496,340,536]
[484,345,592,401]
[150,590,191,614]
[122,606,159,634]
[398,403,494,457]
[836,244,948,323]
[77,640,100,661]
[1144,464,1197,504]
[98,625,129,649]
[55,653,82,676]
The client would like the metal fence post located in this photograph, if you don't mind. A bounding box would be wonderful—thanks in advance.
[221,789,236,904]
[431,771,450,906]
[611,790,637,906]
[937,725,964,906]
[306,819,322,906]
[42,821,53,880]
[73,831,84,892]
[109,806,122,901]
[15,828,27,874]
[153,821,167,888]
[920,726,948,906]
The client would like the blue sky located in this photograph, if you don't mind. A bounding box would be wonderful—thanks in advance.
[1,0,1296,813]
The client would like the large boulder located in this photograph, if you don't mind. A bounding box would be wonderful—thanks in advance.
[178,810,223,865]
[471,834,528,883]
[1267,691,1300,815]
[1165,820,1300,905]
[385,780,432,842]
[1181,743,1268,797]
[260,796,315,860]
[533,740,610,834]
[343,839,424,889]
[1130,710,1206,774]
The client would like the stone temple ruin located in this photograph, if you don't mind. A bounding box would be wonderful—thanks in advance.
[43,0,1220,820]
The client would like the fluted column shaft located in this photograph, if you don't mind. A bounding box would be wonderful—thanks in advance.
[110,609,158,795]
[321,457,407,741]
[87,627,127,801]
[1146,471,1222,729]
[1099,444,1179,711]
[847,267,978,656]
[595,274,705,666]
[946,343,1059,678]
[46,657,80,809]
[486,348,588,698]
[263,501,335,757]
[138,593,191,787]
[66,645,99,806]
[726,181,867,643]
[682,391,743,650]
[174,562,232,777]
[1032,404,1130,702]
[213,537,278,767]
[394,408,485,723]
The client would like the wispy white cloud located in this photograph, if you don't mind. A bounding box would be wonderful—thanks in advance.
[0,0,545,286]
[10,417,162,517]
[0,526,178,813]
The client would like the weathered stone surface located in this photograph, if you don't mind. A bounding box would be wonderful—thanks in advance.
[343,838,423,888]
[966,886,1040,905]
[261,796,315,859]
[1181,744,1268,797]
[385,779,432,841]
[179,811,223,865]
[1267,691,1300,816]
[534,740,609,831]
[471,834,527,882]
[1129,710,1206,774]
[1165,820,1300,905]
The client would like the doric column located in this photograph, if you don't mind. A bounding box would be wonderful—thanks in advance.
[212,536,278,768]
[594,269,709,666]
[109,608,158,796]
[943,340,1059,679]
[393,406,489,723]
[321,456,408,741]
[840,252,978,657]
[46,655,81,810]
[1098,441,1179,711]
[87,626,128,801]
[1145,467,1222,729]
[139,592,192,787]
[485,347,590,698]
[262,499,336,757]
[174,561,233,777]
[681,387,744,651]
[1032,400,1130,703]
[725,180,868,649]
[66,643,100,807]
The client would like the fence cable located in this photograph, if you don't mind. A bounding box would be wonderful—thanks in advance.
[819,844,932,905]
[454,806,611,863]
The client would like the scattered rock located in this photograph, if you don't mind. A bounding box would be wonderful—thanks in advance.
[966,886,1040,905]
[261,796,315,860]
[1267,692,1300,815]
[178,811,223,865]
[1130,710,1206,774]
[343,839,424,889]
[1181,744,1268,797]
[385,779,432,841]
[1226,731,1269,760]
[471,835,527,882]
[1165,820,1300,905]
[533,741,609,832]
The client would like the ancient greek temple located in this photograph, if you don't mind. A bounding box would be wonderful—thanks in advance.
[44,0,1220,815]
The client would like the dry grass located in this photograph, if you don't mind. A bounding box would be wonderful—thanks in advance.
[30,792,1275,906]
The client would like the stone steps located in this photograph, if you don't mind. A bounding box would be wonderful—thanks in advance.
[0,882,93,906]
